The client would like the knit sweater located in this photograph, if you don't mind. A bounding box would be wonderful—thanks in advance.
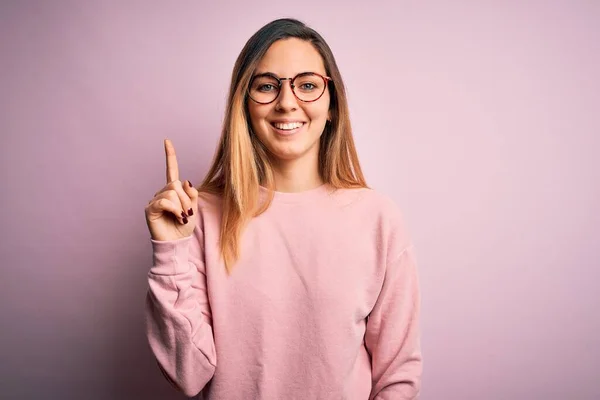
[145,184,422,399]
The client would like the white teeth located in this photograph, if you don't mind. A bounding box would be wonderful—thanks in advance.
[273,122,304,130]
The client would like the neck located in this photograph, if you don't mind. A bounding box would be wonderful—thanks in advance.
[270,152,323,193]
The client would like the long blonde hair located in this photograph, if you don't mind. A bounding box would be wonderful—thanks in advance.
[199,18,368,273]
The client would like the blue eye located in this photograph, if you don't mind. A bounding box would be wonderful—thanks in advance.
[258,84,276,92]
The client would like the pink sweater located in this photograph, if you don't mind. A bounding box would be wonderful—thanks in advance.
[145,184,422,399]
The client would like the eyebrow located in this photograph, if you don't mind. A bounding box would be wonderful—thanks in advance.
[252,71,321,78]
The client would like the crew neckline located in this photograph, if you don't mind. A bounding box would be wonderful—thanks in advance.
[259,183,334,204]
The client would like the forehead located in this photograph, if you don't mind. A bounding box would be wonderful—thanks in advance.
[255,38,326,76]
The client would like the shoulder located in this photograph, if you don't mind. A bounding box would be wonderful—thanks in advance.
[331,186,412,254]
[331,186,405,220]
[197,190,222,211]
[191,190,223,233]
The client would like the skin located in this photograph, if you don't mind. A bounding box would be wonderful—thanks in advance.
[247,38,331,193]
[145,139,198,241]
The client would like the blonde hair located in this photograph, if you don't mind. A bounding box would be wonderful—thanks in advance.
[199,18,368,273]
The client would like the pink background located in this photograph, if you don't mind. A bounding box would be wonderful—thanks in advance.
[1,1,598,399]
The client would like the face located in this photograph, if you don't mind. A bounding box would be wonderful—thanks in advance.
[247,38,331,164]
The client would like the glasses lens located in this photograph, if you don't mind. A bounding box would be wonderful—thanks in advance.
[293,73,326,102]
[249,75,280,103]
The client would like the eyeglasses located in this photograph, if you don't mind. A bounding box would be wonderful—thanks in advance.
[248,72,332,104]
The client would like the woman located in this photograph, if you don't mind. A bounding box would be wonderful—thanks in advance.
[145,18,422,399]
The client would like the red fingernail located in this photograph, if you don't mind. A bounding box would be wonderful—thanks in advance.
[188,208,193,216]
[187,180,192,187]
[181,210,188,218]
[182,216,188,224]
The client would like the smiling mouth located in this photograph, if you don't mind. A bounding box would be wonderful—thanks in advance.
[270,122,306,131]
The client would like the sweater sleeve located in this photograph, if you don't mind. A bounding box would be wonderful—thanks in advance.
[145,230,217,398]
[365,243,423,400]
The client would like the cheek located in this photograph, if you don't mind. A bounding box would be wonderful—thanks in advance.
[309,94,331,121]
[247,104,268,131]
[306,103,330,124]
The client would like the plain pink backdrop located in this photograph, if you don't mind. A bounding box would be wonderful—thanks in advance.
[1,1,598,399]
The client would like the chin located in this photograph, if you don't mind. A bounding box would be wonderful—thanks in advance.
[269,147,308,161]
[268,141,319,162]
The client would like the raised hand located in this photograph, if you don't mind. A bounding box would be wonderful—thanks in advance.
[145,139,198,241]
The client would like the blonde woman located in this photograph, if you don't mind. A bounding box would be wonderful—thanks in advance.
[145,18,422,399]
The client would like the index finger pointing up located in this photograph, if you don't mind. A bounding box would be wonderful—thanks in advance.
[164,139,179,183]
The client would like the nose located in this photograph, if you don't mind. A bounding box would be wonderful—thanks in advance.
[275,79,298,111]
